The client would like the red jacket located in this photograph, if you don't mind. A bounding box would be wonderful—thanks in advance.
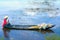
[2,18,8,27]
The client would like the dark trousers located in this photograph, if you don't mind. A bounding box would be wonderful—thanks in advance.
[4,23,12,28]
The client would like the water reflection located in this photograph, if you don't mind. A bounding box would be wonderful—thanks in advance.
[3,28,10,40]
[2,28,54,40]
[36,29,54,34]
[24,29,54,34]
[3,28,54,34]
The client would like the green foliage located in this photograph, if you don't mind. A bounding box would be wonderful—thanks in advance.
[45,35,60,40]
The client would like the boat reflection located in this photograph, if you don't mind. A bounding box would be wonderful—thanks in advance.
[2,28,54,40]
[3,28,54,34]
[36,29,54,34]
[24,29,54,34]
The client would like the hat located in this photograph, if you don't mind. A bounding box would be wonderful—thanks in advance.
[4,16,8,18]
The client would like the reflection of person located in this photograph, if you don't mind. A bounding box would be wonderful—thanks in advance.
[3,28,10,40]
[2,16,11,28]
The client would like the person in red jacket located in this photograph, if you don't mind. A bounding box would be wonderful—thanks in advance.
[2,16,11,28]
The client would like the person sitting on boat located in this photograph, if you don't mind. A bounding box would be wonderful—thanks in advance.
[2,16,11,28]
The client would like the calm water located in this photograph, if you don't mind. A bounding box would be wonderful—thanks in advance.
[0,26,60,40]
[0,12,60,40]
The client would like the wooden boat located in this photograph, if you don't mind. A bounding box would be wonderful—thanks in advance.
[4,24,55,30]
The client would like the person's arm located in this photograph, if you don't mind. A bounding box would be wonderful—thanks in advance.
[7,19,9,24]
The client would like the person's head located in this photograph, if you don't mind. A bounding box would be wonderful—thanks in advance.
[4,16,8,19]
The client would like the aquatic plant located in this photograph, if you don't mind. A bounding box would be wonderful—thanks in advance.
[45,35,60,40]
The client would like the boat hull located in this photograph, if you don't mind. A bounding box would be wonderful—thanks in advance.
[4,25,55,30]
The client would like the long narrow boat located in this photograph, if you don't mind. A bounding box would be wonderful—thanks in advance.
[4,24,55,30]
